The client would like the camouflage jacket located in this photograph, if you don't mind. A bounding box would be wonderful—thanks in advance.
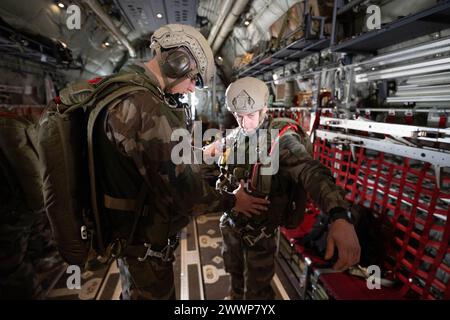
[218,116,350,229]
[102,63,235,220]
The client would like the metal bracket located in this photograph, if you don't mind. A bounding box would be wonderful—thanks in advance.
[320,117,450,144]
[316,129,450,188]
[316,129,450,167]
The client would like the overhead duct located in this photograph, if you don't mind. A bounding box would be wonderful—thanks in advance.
[211,0,250,54]
[355,36,450,68]
[207,0,234,45]
[407,71,450,85]
[83,0,136,58]
[355,57,450,82]
[396,84,450,96]
[387,95,450,103]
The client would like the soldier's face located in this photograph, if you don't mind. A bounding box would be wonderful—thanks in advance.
[168,77,196,94]
[234,111,260,134]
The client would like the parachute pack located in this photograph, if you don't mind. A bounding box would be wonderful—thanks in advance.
[37,67,161,266]
[265,117,314,229]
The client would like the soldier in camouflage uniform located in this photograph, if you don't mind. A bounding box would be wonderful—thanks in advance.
[0,113,62,299]
[205,77,360,300]
[93,25,269,300]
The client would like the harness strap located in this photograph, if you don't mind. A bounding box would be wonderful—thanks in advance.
[106,183,149,259]
[250,123,299,191]
[104,195,136,211]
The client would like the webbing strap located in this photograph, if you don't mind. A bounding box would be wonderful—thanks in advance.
[104,194,136,212]
[125,183,149,248]
[250,122,299,191]
[104,183,149,260]
[64,73,163,114]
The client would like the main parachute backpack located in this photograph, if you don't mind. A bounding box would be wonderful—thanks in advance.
[37,69,161,266]
[271,117,314,229]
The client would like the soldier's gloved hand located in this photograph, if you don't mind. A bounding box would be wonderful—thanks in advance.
[325,219,361,271]
[232,180,270,217]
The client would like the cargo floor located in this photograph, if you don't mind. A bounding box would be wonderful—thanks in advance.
[46,212,298,300]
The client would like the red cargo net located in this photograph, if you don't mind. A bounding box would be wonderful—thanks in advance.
[310,138,450,300]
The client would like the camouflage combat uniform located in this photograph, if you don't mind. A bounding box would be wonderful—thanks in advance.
[94,63,235,299]
[0,115,61,299]
[218,116,350,300]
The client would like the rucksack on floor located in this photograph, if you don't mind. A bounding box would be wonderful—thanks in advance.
[37,70,160,266]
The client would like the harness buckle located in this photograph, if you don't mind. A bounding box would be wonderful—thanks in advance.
[137,236,179,262]
[242,226,273,247]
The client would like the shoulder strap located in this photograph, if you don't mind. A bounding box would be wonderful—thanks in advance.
[87,84,150,253]
[269,116,312,155]
[269,117,299,127]
[250,119,299,194]
[65,72,163,114]
[269,117,304,137]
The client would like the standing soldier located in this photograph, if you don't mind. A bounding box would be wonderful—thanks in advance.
[207,77,360,300]
[93,25,269,300]
[0,112,62,299]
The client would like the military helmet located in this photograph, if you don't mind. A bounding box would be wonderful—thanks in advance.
[225,77,269,113]
[151,24,215,88]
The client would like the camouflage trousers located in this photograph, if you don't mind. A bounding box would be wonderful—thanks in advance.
[220,214,276,300]
[117,254,176,300]
[0,209,60,299]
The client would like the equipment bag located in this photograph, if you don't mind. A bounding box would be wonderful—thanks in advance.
[250,117,314,229]
[37,70,161,266]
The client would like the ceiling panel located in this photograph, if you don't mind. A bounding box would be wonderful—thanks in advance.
[115,0,198,36]
[165,0,198,25]
[114,0,166,35]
